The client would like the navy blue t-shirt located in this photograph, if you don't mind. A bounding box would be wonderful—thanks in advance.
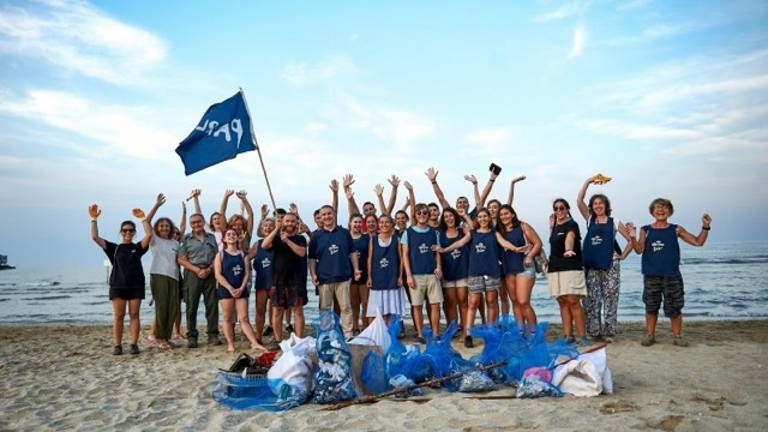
[641,224,680,277]
[309,226,355,284]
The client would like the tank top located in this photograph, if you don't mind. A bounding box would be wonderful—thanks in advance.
[351,233,370,281]
[501,225,526,275]
[221,250,245,288]
[641,224,680,277]
[407,227,438,275]
[252,240,274,290]
[439,230,469,281]
[371,235,400,291]
[468,230,501,278]
[582,217,615,270]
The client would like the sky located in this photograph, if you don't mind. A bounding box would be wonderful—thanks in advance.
[0,0,767,267]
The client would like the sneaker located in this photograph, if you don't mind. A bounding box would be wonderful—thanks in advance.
[672,335,689,347]
[580,337,590,347]
[464,336,474,348]
[565,336,576,344]
[604,336,615,343]
[188,337,199,349]
[263,325,274,337]
[415,336,426,344]
[129,344,140,355]
[640,334,656,347]
[208,335,223,346]
[286,324,295,335]
[112,345,123,355]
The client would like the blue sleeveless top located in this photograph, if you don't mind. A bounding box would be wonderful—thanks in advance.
[439,230,469,281]
[501,226,526,275]
[582,217,615,270]
[406,227,438,275]
[252,240,274,290]
[641,224,680,277]
[221,250,246,288]
[351,233,370,281]
[371,235,400,291]
[468,230,501,278]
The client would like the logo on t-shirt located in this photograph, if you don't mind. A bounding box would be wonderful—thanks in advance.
[328,244,339,255]
[475,242,487,253]
[261,257,271,268]
[379,257,389,268]
[450,249,462,259]
[232,264,243,276]
[651,240,664,252]
[418,243,429,254]
[591,235,603,246]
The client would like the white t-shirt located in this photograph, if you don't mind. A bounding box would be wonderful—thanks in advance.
[150,237,181,280]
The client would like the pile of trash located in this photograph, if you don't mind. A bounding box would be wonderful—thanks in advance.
[211,310,613,411]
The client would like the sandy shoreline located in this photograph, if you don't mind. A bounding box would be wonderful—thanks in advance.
[1,320,767,431]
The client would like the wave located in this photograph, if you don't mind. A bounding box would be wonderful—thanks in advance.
[22,295,72,301]
[0,298,9,302]
[682,257,768,265]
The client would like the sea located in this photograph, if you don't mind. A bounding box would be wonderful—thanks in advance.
[0,242,766,325]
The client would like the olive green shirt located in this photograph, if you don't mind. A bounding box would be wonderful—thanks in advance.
[178,232,218,267]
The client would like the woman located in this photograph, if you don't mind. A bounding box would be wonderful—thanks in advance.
[349,214,370,334]
[214,228,265,353]
[365,214,378,236]
[437,207,470,332]
[366,214,409,325]
[89,196,161,355]
[147,194,181,350]
[436,208,500,348]
[394,210,410,237]
[496,204,542,334]
[577,176,632,342]
[249,217,276,343]
[548,198,588,345]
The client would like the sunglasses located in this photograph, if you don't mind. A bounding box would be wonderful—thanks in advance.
[553,206,566,211]
[416,210,429,216]
[121,228,136,233]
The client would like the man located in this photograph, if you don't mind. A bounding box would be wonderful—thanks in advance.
[177,213,220,348]
[261,212,307,342]
[401,202,443,340]
[309,205,362,338]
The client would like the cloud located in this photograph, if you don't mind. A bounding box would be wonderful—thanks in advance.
[533,1,585,22]
[0,0,166,85]
[465,126,518,157]
[281,55,357,86]
[0,89,178,159]
[568,25,586,58]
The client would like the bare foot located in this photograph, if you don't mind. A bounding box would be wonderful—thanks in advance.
[226,345,235,353]
[251,343,267,352]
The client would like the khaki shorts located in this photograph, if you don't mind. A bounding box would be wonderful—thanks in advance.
[410,274,444,306]
[547,270,587,297]
[442,278,468,289]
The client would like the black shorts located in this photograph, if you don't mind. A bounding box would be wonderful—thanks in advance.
[109,286,145,301]
[217,286,250,300]
[270,284,308,308]
[643,275,684,317]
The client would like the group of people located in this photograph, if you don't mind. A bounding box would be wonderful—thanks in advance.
[89,166,711,355]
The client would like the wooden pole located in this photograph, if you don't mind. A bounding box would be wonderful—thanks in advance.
[239,87,277,210]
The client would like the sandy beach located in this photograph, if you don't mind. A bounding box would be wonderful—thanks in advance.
[0,320,766,431]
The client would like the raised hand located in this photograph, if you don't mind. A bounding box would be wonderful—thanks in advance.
[512,175,526,184]
[549,213,555,228]
[88,204,101,219]
[155,193,167,206]
[280,230,289,242]
[329,179,339,193]
[388,175,401,188]
[345,188,355,200]
[404,181,413,191]
[132,208,146,219]
[374,184,384,196]
[260,204,268,219]
[289,202,299,214]
[235,190,248,200]
[464,174,478,185]
[186,189,201,201]
[343,174,355,189]
[182,201,187,213]
[224,189,235,198]
[425,167,439,182]
[702,213,712,227]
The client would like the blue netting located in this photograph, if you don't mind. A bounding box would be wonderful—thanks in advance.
[361,351,390,394]
[309,311,357,404]
[424,321,474,391]
[384,316,439,383]
[211,372,307,411]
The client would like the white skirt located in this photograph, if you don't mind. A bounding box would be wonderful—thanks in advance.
[366,287,409,317]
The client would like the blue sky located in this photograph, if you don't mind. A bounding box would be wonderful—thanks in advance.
[1,0,767,266]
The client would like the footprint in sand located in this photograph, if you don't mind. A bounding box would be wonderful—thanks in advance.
[599,400,637,414]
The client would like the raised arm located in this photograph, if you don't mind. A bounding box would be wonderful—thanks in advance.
[343,174,361,216]
[678,214,712,247]
[136,193,165,249]
[145,193,166,224]
[88,204,107,249]
[576,176,596,221]
[386,175,400,215]
[220,189,234,225]
[329,179,339,215]
[619,222,644,254]
[464,174,482,208]
[179,201,187,237]
[281,231,307,257]
[236,190,255,236]
[425,167,451,209]
[260,218,281,250]
[477,170,499,208]
[404,181,416,221]
[507,176,526,206]
[374,184,388,217]
[189,189,202,216]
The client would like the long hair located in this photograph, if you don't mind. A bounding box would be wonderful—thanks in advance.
[439,207,461,231]
[495,204,520,234]
[153,217,177,240]
[589,194,612,217]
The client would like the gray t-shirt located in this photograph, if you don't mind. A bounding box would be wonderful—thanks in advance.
[178,232,218,267]
[150,237,180,280]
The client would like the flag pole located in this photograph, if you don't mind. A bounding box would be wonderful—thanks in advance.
[239,87,277,210]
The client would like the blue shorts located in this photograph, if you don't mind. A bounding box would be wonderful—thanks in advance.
[508,264,536,279]
[217,286,250,300]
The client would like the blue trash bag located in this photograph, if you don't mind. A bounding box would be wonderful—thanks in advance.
[211,372,306,411]
[469,324,510,383]
[384,316,409,379]
[424,321,474,391]
[361,351,390,394]
[515,374,563,398]
[309,311,357,404]
[384,316,439,383]
[519,322,579,374]
[389,374,425,398]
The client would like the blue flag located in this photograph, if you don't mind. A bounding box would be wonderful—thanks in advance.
[175,91,257,175]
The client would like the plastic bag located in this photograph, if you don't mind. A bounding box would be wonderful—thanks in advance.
[212,372,305,411]
[361,351,390,394]
[309,311,357,404]
[515,373,563,399]
[458,370,497,392]
[349,308,391,352]
[388,374,424,398]
[267,336,316,396]
[424,321,473,391]
[383,317,439,384]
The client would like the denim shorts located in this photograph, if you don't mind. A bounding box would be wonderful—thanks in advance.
[468,275,501,294]
[508,264,536,279]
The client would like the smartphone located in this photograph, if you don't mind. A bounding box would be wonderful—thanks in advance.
[489,163,502,176]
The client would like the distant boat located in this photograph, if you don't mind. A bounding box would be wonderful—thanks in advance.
[0,254,15,271]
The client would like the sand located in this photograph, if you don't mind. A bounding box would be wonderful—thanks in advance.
[1,320,767,431]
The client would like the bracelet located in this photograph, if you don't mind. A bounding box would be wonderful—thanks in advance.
[489,179,495,183]
[702,226,711,231]
[90,217,97,222]
[431,181,436,185]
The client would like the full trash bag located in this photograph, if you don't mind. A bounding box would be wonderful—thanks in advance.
[309,311,358,404]
[211,372,306,411]
[384,317,439,383]
[424,321,474,391]
[360,351,390,394]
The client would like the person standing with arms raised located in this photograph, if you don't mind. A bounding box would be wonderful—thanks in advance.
[309,205,362,339]
[177,213,220,348]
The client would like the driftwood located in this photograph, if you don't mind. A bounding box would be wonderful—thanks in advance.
[323,361,507,411]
